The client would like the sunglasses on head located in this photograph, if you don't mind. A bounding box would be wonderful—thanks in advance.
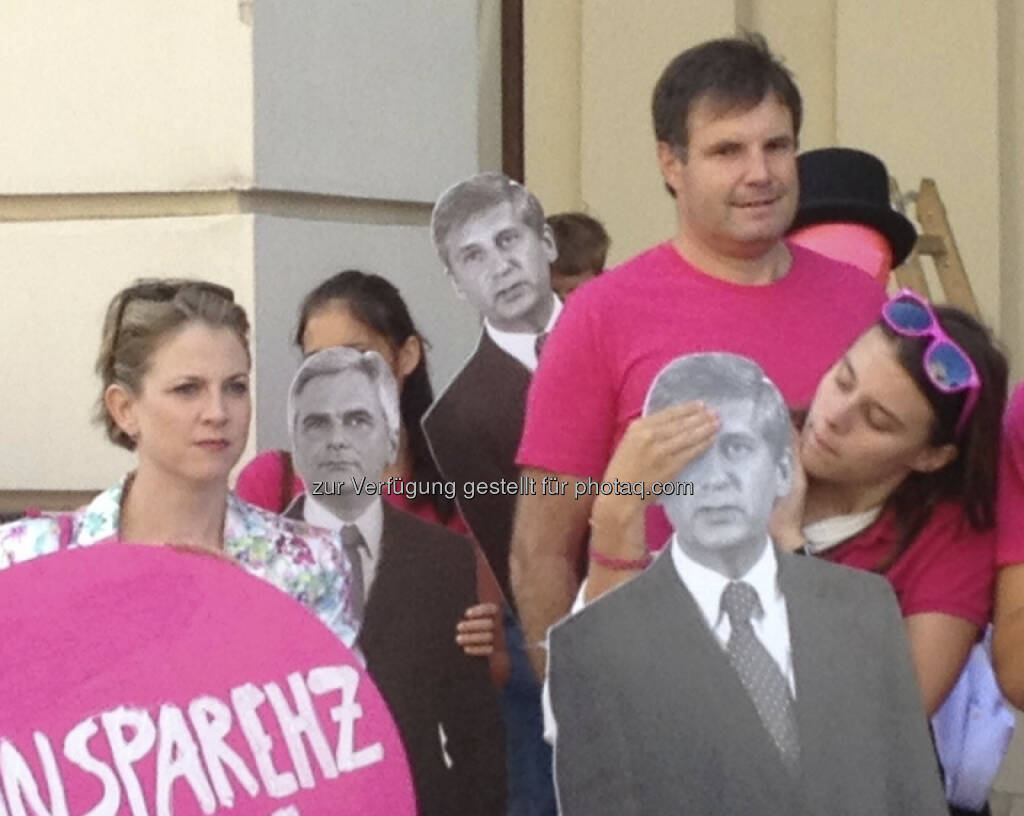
[112,278,234,336]
[881,289,980,437]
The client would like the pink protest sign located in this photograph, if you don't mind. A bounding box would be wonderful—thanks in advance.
[0,543,415,816]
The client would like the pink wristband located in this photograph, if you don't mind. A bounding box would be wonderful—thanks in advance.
[588,548,653,571]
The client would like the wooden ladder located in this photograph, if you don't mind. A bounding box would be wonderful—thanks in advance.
[890,178,980,317]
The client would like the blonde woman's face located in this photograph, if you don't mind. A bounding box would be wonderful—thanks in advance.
[124,324,251,485]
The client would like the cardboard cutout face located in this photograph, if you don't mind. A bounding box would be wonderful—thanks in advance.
[432,173,557,334]
[288,349,400,519]
[645,352,792,578]
[445,202,556,332]
[663,398,790,577]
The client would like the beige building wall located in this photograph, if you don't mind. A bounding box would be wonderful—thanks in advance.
[835,1,1003,340]
[524,0,1022,364]
[578,2,736,263]
[0,217,255,492]
[0,2,253,193]
[0,1,501,507]
[737,0,837,151]
[523,0,582,215]
[998,0,1024,384]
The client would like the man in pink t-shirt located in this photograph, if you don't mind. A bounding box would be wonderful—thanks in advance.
[509,34,886,677]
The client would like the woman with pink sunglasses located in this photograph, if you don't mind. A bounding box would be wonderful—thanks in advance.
[579,290,1007,813]
[591,291,1005,705]
[775,292,1005,716]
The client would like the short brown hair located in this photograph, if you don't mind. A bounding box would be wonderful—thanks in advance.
[95,279,249,450]
[548,212,610,277]
[652,33,802,158]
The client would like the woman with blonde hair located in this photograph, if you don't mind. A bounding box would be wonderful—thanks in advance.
[0,278,358,645]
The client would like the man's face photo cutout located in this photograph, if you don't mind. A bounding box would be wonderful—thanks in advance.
[648,352,793,578]
[289,347,400,515]
[433,172,557,334]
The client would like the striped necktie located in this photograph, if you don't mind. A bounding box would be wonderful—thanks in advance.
[341,524,368,621]
[720,580,800,775]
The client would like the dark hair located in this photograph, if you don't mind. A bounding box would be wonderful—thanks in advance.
[878,307,1008,566]
[294,270,455,521]
[431,172,547,267]
[547,212,611,277]
[652,33,802,182]
[645,352,790,459]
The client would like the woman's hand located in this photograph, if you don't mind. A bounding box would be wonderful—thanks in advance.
[583,403,717,605]
[456,602,501,657]
[591,402,718,537]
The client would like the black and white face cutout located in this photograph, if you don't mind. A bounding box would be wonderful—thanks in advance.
[432,173,557,334]
[645,353,792,578]
[287,347,400,516]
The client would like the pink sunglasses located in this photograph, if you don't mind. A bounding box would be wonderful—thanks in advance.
[881,289,981,437]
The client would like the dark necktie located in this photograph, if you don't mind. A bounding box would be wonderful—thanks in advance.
[720,580,800,774]
[341,524,367,621]
[534,331,549,360]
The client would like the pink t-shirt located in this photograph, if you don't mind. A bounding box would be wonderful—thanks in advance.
[997,382,1024,565]
[825,502,995,628]
[516,241,887,549]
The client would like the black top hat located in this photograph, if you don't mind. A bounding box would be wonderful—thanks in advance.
[789,147,918,267]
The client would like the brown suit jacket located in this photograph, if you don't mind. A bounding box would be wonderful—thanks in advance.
[287,496,506,815]
[422,331,531,601]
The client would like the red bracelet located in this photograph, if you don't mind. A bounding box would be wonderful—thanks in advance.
[588,548,653,571]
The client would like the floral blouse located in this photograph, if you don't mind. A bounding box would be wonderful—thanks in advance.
[0,478,359,648]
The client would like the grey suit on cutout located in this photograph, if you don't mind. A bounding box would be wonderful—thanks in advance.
[548,549,948,816]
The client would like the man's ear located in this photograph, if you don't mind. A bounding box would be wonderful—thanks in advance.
[657,141,685,194]
[446,268,467,301]
[541,223,558,264]
[910,443,958,474]
[104,383,139,440]
[386,430,401,468]
[774,447,795,499]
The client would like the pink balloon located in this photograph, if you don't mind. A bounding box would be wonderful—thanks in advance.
[0,544,415,816]
[789,221,895,286]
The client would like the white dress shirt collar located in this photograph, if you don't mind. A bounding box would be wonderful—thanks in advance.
[802,505,883,555]
[484,294,562,372]
[670,535,778,630]
[304,494,384,596]
[670,534,795,696]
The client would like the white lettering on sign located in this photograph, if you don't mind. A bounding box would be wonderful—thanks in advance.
[307,666,384,772]
[64,718,120,816]
[0,665,383,815]
[1,733,69,816]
